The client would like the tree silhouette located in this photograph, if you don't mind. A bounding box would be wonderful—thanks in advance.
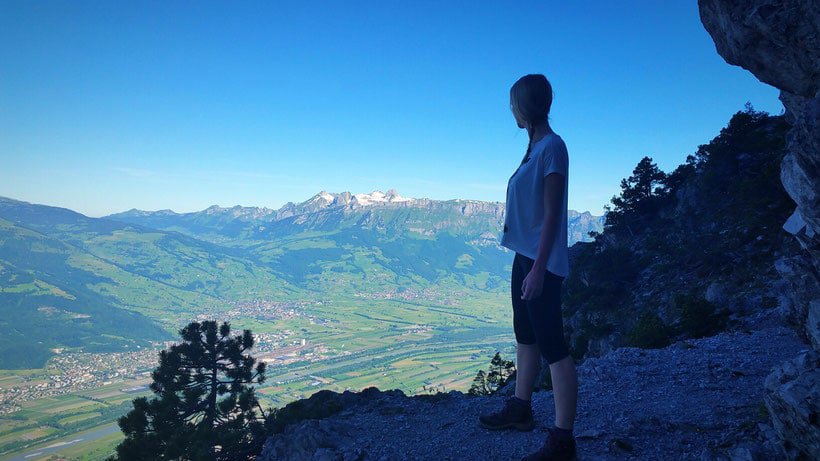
[469,352,515,396]
[606,156,668,232]
[114,321,267,461]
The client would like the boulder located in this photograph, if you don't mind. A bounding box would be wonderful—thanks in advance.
[705,282,727,305]
[256,419,357,461]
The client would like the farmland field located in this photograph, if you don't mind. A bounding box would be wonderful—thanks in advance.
[0,290,516,460]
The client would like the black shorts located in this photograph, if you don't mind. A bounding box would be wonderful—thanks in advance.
[511,252,570,364]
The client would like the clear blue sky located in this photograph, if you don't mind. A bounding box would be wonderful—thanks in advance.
[0,1,782,217]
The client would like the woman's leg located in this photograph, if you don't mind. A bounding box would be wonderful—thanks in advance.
[549,355,577,430]
[522,263,577,430]
[511,253,540,402]
[515,343,541,401]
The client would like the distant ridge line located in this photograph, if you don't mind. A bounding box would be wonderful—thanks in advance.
[104,190,600,221]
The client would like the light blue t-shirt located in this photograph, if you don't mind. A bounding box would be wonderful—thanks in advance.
[500,132,570,277]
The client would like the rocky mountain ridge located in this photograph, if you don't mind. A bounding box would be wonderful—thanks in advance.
[105,190,603,248]
[110,189,599,224]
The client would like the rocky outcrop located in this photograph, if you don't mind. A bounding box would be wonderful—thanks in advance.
[257,325,805,460]
[698,1,819,97]
[698,0,818,234]
[699,0,819,244]
[764,351,820,460]
[698,0,819,251]
[699,1,820,459]
[775,254,820,348]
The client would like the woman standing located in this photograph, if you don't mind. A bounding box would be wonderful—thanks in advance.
[479,74,579,461]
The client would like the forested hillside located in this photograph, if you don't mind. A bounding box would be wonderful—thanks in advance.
[563,107,795,358]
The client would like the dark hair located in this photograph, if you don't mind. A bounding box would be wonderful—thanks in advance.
[510,74,553,126]
[510,74,553,163]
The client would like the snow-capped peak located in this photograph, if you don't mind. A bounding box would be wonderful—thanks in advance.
[302,191,336,206]
[351,189,413,206]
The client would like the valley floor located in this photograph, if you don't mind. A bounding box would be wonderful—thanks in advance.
[0,294,514,460]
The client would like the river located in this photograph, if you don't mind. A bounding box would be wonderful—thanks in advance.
[3,423,119,461]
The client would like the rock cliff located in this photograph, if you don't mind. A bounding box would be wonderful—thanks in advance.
[699,1,819,459]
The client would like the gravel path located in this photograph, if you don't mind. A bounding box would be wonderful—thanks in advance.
[258,322,807,460]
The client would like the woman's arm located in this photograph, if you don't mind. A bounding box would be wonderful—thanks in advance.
[520,172,565,300]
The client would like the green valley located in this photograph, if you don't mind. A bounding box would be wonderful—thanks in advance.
[0,191,601,460]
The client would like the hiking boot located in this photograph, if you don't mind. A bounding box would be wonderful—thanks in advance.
[478,397,535,431]
[521,426,577,461]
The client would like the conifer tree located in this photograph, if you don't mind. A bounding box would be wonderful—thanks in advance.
[114,321,267,461]
[469,352,515,395]
[606,156,668,232]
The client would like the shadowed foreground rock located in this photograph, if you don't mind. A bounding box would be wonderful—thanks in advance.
[257,317,805,460]
[699,1,820,459]
[764,351,820,459]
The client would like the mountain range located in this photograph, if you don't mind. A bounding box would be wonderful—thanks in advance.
[0,191,603,368]
[106,190,602,246]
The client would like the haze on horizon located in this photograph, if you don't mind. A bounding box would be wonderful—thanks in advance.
[0,1,782,218]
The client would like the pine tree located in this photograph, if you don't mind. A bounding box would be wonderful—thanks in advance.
[606,156,668,232]
[468,352,515,396]
[485,352,515,390]
[114,321,267,461]
[468,369,491,396]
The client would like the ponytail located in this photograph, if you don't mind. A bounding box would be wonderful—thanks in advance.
[520,131,533,166]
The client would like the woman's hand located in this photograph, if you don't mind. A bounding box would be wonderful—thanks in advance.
[521,264,546,300]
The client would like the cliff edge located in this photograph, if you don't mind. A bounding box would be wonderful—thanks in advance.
[699,1,819,458]
[258,314,804,460]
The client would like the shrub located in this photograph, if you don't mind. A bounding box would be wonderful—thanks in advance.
[675,293,728,338]
[626,311,673,349]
